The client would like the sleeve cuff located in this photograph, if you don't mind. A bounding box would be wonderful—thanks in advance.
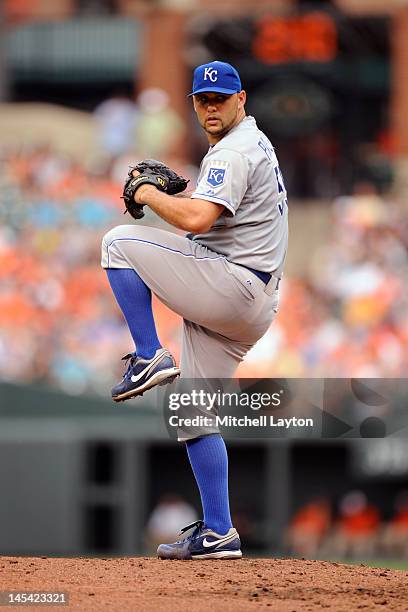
[191,192,236,216]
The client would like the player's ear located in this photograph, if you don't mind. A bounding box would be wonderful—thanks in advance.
[192,95,198,112]
[237,90,246,109]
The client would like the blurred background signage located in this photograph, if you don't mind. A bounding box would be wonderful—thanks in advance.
[253,12,338,64]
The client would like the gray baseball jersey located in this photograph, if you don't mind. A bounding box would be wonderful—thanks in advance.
[191,115,288,274]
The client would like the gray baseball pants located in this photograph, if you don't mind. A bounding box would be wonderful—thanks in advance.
[101,224,279,374]
[101,225,279,439]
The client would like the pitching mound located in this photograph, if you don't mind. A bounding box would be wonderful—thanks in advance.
[0,557,406,611]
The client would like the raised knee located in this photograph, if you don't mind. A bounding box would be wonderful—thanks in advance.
[101,224,133,249]
[101,224,137,269]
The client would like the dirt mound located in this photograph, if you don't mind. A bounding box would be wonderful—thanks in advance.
[0,556,406,611]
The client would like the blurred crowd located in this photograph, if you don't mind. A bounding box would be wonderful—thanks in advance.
[0,137,407,396]
[0,143,190,395]
[241,183,408,378]
[286,489,408,560]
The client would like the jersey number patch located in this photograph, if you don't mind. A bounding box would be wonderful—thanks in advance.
[274,165,288,215]
[274,165,286,194]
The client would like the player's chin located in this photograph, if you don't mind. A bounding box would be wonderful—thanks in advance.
[205,123,224,135]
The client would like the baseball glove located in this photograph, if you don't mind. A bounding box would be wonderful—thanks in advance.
[122,159,189,220]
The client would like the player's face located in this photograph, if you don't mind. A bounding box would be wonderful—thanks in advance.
[193,91,246,143]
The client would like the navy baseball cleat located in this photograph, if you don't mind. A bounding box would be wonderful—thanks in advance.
[111,348,180,402]
[157,520,242,560]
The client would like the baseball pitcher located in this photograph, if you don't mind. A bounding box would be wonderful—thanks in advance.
[101,61,288,559]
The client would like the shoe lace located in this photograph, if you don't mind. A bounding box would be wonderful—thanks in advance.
[176,520,204,542]
[121,353,138,380]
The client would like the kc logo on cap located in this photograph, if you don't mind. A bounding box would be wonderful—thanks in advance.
[204,68,218,83]
[189,61,242,96]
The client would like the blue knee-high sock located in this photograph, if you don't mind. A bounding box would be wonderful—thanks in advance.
[106,268,161,359]
[186,434,233,535]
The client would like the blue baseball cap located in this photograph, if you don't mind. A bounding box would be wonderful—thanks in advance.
[188,61,242,96]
